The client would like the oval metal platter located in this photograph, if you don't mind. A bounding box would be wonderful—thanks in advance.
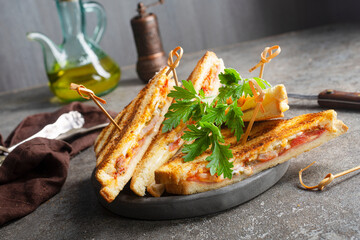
[92,161,289,220]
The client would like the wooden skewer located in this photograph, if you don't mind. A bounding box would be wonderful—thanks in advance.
[249,45,281,78]
[166,46,183,86]
[242,45,281,144]
[241,79,265,144]
[69,83,121,132]
[299,161,360,191]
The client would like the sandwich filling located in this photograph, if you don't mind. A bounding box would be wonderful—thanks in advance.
[95,65,177,202]
[201,63,221,95]
[186,127,327,183]
[112,99,167,178]
[114,113,161,177]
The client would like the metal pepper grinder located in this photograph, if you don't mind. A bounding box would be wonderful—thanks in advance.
[131,0,167,82]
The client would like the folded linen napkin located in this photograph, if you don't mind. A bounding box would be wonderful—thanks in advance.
[0,102,116,226]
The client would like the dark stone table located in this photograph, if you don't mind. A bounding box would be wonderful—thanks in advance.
[1,24,359,239]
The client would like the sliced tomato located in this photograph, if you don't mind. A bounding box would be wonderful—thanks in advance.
[168,138,181,151]
[186,171,223,183]
[290,129,325,148]
[159,78,169,96]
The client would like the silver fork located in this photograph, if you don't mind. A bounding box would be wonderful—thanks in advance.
[0,111,88,166]
[0,122,109,166]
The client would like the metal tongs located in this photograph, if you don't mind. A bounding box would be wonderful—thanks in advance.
[0,111,108,166]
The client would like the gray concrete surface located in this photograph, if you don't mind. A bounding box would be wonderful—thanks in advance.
[0,24,359,239]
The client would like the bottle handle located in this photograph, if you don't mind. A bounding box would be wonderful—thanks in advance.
[83,1,107,44]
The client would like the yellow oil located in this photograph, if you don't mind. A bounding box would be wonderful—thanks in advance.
[47,56,121,102]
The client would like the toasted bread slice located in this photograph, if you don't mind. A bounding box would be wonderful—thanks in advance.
[241,84,289,121]
[147,182,165,198]
[155,110,348,195]
[130,51,224,196]
[95,67,174,202]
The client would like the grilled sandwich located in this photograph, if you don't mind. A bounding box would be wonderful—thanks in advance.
[130,54,289,197]
[94,66,174,202]
[241,84,289,121]
[155,110,348,195]
[130,51,224,197]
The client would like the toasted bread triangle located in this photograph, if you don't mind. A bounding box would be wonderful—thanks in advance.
[95,66,174,202]
[155,110,348,195]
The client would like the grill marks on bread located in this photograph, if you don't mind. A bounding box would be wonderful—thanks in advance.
[94,67,174,202]
[95,86,150,168]
[155,110,348,189]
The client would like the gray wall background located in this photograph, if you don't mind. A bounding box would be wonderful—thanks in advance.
[0,0,359,93]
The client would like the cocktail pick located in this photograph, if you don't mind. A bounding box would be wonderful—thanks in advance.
[69,83,121,132]
[166,46,183,86]
[299,161,360,191]
[249,45,281,78]
[241,79,265,144]
[242,45,281,144]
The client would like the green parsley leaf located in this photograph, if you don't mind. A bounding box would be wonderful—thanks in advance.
[199,89,205,99]
[239,79,254,98]
[191,103,205,122]
[163,80,208,132]
[206,141,234,179]
[182,121,225,163]
[225,101,244,141]
[218,68,241,85]
[164,67,272,179]
[217,85,234,104]
[168,86,197,100]
[201,103,227,125]
[182,80,197,95]
[199,121,224,143]
[162,111,180,133]
[231,83,245,99]
[253,77,271,89]
[182,124,206,141]
[182,133,211,162]
[162,101,198,132]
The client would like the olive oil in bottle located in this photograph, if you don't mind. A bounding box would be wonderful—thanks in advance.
[47,56,121,102]
[28,0,121,102]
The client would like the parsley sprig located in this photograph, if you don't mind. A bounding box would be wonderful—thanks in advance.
[163,68,271,179]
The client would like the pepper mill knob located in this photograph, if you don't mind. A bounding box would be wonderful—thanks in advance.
[131,0,167,83]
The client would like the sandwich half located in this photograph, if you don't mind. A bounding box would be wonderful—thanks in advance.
[94,66,174,202]
[130,51,224,197]
[240,84,289,121]
[155,110,348,195]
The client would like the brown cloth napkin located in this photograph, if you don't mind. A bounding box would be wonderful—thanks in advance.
[0,102,116,226]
